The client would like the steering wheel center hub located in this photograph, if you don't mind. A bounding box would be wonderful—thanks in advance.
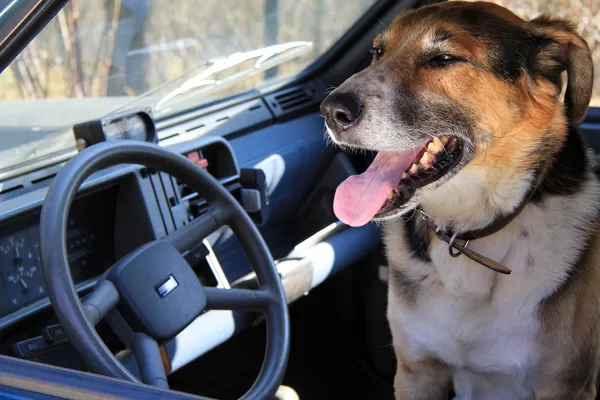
[106,241,207,341]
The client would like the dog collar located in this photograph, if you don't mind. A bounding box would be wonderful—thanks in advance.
[414,170,547,275]
[415,208,512,274]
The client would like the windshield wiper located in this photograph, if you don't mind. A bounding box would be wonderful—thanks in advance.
[154,40,312,111]
[109,41,313,116]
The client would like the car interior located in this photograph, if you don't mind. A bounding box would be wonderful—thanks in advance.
[0,0,598,399]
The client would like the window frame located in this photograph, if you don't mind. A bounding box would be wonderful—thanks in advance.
[0,0,68,73]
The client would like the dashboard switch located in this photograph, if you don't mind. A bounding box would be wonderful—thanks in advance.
[239,168,269,225]
[42,324,67,343]
[241,189,261,213]
[186,151,200,163]
[186,151,209,169]
[13,336,47,358]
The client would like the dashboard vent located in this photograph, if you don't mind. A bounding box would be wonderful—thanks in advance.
[0,184,24,199]
[158,98,271,145]
[264,81,326,119]
[31,173,56,185]
[0,165,62,201]
[273,88,311,110]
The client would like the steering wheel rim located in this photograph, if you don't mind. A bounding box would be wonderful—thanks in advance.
[39,140,290,399]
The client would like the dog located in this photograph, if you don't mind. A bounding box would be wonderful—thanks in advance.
[320,1,599,399]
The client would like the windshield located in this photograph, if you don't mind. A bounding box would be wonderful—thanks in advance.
[0,0,376,169]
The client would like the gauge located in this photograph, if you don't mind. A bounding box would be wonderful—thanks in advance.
[7,264,40,295]
[0,229,46,308]
[0,235,24,263]
[104,114,148,142]
[72,108,157,150]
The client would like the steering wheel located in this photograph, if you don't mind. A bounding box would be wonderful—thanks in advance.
[39,140,290,399]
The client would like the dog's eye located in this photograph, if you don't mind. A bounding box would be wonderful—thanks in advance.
[370,47,383,60]
[427,53,464,68]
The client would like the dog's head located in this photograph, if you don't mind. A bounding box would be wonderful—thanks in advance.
[321,1,593,228]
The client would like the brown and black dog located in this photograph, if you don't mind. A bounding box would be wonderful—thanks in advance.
[320,1,599,399]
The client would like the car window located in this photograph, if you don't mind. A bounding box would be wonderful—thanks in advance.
[487,0,600,107]
[0,0,377,130]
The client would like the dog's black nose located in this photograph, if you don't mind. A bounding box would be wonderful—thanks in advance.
[320,92,362,132]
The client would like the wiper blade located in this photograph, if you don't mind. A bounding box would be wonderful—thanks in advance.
[153,41,313,111]
[107,58,215,115]
[108,41,312,117]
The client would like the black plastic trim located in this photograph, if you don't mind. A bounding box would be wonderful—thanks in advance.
[0,0,68,74]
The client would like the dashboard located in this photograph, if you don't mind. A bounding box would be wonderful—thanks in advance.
[0,128,249,361]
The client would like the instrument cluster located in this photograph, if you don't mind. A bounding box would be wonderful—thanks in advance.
[0,186,119,317]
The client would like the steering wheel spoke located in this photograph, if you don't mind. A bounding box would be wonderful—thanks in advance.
[162,206,231,253]
[204,287,274,312]
[82,280,120,326]
[131,332,169,389]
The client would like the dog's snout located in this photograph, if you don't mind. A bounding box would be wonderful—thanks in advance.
[320,92,363,133]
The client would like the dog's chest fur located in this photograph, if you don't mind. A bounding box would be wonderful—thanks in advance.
[384,175,600,398]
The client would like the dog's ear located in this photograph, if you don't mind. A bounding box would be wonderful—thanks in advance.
[529,15,593,125]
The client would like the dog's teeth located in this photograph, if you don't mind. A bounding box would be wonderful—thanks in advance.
[428,138,444,153]
[420,151,433,165]
[439,135,449,145]
[387,192,394,200]
[401,172,408,180]
[409,164,419,174]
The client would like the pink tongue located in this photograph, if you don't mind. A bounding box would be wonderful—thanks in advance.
[334,150,416,227]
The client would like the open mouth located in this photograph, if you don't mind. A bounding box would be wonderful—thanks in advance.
[377,135,463,216]
[333,135,464,227]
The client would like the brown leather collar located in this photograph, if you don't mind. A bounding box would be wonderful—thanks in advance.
[446,192,532,242]
[416,208,513,274]
[415,176,542,275]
